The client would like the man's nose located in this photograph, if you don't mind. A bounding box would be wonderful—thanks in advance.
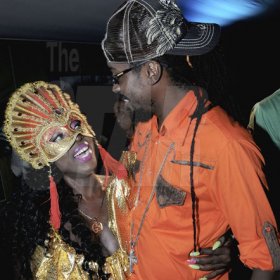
[112,83,120,94]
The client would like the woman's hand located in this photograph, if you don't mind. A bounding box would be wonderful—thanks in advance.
[187,232,233,279]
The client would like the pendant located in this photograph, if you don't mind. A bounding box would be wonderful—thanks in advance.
[129,248,138,273]
[91,217,103,234]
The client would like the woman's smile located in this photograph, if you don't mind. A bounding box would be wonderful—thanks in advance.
[73,141,93,163]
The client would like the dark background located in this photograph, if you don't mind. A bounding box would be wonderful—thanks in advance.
[1,5,280,156]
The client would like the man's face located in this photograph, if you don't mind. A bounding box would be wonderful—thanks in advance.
[108,62,153,123]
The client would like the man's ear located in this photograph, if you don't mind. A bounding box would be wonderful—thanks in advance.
[146,61,162,85]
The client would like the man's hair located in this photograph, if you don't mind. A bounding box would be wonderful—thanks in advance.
[153,45,241,122]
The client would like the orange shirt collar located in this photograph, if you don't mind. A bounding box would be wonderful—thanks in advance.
[134,89,199,144]
[161,89,197,132]
[148,89,197,136]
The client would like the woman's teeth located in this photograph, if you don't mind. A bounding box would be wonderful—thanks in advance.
[74,146,89,158]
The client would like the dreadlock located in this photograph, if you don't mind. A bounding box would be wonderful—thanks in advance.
[189,88,214,252]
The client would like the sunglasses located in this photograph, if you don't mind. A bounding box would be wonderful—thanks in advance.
[112,62,146,85]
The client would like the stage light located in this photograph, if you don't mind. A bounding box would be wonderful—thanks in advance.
[177,0,275,26]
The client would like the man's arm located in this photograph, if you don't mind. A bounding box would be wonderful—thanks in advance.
[210,139,280,274]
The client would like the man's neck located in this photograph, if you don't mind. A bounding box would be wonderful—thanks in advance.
[155,85,189,129]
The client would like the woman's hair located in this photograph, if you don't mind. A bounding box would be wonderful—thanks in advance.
[0,179,109,279]
[1,183,50,279]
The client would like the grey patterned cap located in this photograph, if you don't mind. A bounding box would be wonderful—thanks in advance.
[102,0,221,64]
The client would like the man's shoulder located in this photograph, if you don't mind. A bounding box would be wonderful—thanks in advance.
[258,88,280,109]
[200,107,264,165]
[204,106,251,143]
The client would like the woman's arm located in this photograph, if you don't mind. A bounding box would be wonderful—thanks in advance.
[251,269,276,280]
[187,232,233,279]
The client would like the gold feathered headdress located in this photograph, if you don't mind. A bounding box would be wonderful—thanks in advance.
[4,81,95,169]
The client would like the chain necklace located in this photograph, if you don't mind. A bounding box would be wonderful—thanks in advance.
[134,133,151,207]
[129,141,175,273]
[78,209,104,234]
[78,208,93,220]
[78,192,105,234]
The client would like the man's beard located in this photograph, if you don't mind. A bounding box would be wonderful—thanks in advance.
[132,106,153,126]
[116,92,153,126]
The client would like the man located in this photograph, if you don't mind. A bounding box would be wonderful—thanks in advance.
[248,88,280,150]
[247,89,280,280]
[248,88,280,228]
[102,1,280,279]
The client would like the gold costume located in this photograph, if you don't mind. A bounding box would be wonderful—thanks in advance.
[31,228,128,280]
[4,82,134,279]
[31,150,137,280]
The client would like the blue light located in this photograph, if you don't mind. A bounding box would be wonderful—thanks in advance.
[177,0,274,26]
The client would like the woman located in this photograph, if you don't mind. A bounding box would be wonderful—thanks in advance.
[1,81,231,280]
[1,81,130,279]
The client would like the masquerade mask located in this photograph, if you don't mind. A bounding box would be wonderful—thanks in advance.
[4,81,95,169]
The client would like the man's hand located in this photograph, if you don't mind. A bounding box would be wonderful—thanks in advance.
[187,232,233,279]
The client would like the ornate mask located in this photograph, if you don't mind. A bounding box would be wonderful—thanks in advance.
[4,81,95,169]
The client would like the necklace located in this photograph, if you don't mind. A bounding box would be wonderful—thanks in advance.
[78,190,106,234]
[78,209,104,234]
[129,141,175,273]
[134,133,151,207]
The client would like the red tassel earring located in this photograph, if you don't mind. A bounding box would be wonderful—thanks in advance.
[97,144,128,189]
[49,169,61,230]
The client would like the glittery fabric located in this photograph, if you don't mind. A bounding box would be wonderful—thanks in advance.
[107,151,137,254]
[31,171,134,279]
[104,248,130,280]
[4,81,95,169]
[31,229,92,280]
[31,224,129,280]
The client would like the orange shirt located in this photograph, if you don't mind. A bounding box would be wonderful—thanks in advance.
[128,90,278,280]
